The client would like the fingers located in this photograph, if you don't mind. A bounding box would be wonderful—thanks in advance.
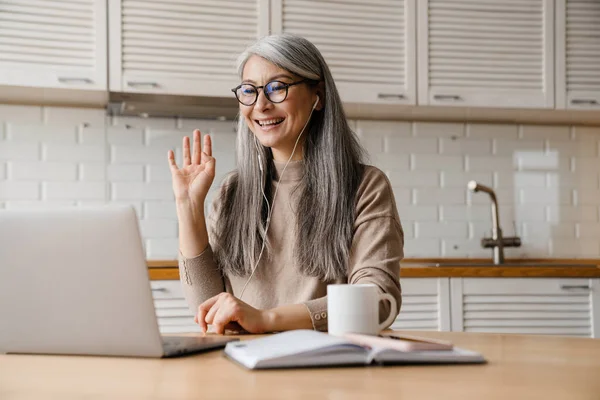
[192,130,201,165]
[196,295,220,333]
[182,136,191,167]
[213,307,236,335]
[204,134,212,157]
[204,297,221,325]
[167,150,178,172]
[199,133,213,169]
[198,293,241,335]
[203,152,216,177]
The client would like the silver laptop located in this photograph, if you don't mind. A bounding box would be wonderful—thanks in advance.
[0,205,238,358]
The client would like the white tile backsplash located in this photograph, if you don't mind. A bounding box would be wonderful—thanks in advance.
[107,164,145,182]
[10,162,77,181]
[398,205,439,222]
[440,137,492,155]
[0,105,599,259]
[0,105,43,123]
[467,123,519,140]
[414,122,464,138]
[7,124,78,144]
[578,189,600,206]
[80,163,106,181]
[412,154,464,171]
[441,171,493,188]
[43,143,106,162]
[0,141,40,161]
[0,181,40,200]
[138,219,178,238]
[42,106,106,128]
[43,182,107,201]
[386,170,438,187]
[416,222,469,239]
[385,136,438,154]
[521,125,571,141]
[107,128,144,145]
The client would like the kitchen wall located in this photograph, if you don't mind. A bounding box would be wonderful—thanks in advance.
[0,104,599,260]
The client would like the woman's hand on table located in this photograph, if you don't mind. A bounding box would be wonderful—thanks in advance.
[195,293,274,334]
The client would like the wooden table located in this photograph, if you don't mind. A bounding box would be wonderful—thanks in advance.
[1,330,599,399]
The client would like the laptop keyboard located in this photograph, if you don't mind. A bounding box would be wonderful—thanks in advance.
[161,335,233,357]
[162,336,205,352]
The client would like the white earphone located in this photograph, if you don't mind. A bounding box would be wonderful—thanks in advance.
[240,94,320,300]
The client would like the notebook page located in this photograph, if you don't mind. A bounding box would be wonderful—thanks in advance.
[224,330,366,368]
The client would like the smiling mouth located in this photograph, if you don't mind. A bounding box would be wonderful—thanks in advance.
[256,118,285,127]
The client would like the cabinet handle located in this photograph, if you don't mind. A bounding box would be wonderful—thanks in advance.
[571,99,598,105]
[58,77,94,84]
[377,93,405,99]
[560,285,591,291]
[151,287,168,292]
[433,94,462,101]
[128,81,160,88]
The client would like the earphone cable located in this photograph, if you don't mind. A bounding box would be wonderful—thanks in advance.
[238,99,318,301]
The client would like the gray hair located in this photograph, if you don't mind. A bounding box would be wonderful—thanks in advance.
[212,33,366,281]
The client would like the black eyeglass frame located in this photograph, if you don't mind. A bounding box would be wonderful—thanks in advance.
[231,79,315,106]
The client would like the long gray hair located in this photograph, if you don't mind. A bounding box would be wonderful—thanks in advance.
[212,34,366,281]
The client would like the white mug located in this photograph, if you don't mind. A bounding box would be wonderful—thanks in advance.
[327,283,397,336]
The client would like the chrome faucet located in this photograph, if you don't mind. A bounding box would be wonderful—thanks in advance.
[467,181,521,264]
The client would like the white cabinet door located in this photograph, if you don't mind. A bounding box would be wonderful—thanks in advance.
[0,0,107,90]
[109,0,269,97]
[392,278,451,331]
[417,0,554,108]
[450,278,599,338]
[151,280,200,334]
[555,0,600,110]
[271,0,417,105]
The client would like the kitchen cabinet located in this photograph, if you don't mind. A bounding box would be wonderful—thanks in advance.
[108,0,269,97]
[2,0,597,120]
[450,278,600,338]
[417,0,555,109]
[555,0,600,110]
[270,0,417,105]
[151,277,452,333]
[391,278,451,331]
[0,0,107,91]
[150,276,600,337]
[151,280,200,334]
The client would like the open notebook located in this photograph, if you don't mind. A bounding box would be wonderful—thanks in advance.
[224,330,486,370]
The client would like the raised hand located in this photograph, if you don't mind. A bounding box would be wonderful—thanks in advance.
[168,130,216,204]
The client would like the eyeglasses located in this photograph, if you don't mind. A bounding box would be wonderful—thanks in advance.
[231,79,309,106]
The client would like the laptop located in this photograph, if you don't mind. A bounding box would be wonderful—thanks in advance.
[0,205,238,358]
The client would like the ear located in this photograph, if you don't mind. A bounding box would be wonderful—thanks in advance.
[314,81,325,111]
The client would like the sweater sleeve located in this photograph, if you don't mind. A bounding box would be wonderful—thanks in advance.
[304,166,404,332]
[178,184,229,314]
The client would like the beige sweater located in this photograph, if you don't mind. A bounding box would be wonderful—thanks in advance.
[178,160,404,331]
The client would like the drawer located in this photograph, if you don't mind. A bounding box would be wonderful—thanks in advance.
[151,280,198,333]
[461,278,592,295]
[150,280,185,299]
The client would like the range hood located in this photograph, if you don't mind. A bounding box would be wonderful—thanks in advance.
[107,92,240,120]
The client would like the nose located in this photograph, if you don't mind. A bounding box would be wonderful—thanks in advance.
[254,88,273,112]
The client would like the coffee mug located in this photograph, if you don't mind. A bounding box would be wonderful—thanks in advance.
[327,283,397,336]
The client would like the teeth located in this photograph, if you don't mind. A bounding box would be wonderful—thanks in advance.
[258,118,284,126]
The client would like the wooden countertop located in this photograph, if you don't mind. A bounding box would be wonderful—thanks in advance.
[147,258,600,279]
[2,330,599,399]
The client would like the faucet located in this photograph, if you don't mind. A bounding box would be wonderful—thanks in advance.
[467,181,521,264]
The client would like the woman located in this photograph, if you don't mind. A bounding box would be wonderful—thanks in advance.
[167,34,403,334]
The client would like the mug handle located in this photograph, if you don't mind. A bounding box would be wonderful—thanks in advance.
[377,293,398,332]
